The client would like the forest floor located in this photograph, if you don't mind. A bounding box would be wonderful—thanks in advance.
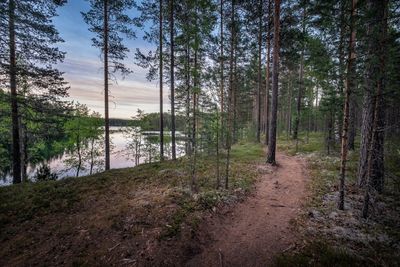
[0,143,267,266]
[186,152,309,266]
[1,135,399,266]
[274,133,400,266]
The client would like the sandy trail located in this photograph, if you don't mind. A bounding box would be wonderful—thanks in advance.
[186,152,308,267]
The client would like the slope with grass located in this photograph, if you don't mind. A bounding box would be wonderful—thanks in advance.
[0,143,264,266]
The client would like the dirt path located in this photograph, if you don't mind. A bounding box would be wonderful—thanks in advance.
[186,152,308,267]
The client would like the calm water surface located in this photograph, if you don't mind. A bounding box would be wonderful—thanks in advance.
[1,127,185,186]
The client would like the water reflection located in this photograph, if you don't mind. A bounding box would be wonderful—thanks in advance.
[1,127,186,186]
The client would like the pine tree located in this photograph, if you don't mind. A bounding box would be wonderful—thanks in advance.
[0,0,68,183]
[266,0,281,165]
[225,0,236,188]
[256,0,263,143]
[169,0,176,160]
[82,0,135,170]
[160,0,164,160]
[265,0,272,145]
[361,0,388,218]
[293,1,306,141]
[338,0,357,210]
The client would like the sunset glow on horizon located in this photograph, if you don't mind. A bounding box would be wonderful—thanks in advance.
[54,0,167,119]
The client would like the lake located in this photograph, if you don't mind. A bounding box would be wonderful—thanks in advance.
[1,127,186,186]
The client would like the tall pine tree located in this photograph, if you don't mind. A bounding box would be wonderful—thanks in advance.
[82,0,135,170]
[0,0,68,183]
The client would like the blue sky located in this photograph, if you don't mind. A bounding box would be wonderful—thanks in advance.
[53,1,164,119]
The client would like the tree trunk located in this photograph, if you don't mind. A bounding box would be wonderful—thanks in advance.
[314,86,318,132]
[90,138,95,175]
[358,0,388,189]
[159,0,164,160]
[256,0,262,143]
[225,0,235,189]
[287,76,292,139]
[169,0,176,160]
[191,6,199,193]
[293,5,305,140]
[338,0,357,210]
[104,0,110,170]
[21,122,28,182]
[265,0,271,145]
[266,0,280,165]
[191,47,198,193]
[347,7,358,151]
[185,41,191,156]
[337,0,346,143]
[326,112,334,155]
[220,0,225,146]
[233,31,238,144]
[358,90,374,187]
[76,134,81,177]
[348,95,356,150]
[9,0,21,184]
[217,0,224,189]
[361,0,388,218]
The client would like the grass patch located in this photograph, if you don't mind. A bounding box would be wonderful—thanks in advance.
[231,142,265,162]
[0,142,264,245]
[0,180,79,227]
[277,132,327,156]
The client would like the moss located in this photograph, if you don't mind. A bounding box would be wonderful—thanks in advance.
[0,181,79,228]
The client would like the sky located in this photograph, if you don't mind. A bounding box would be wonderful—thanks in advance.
[53,1,165,119]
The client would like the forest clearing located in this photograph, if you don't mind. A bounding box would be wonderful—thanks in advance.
[1,0,400,266]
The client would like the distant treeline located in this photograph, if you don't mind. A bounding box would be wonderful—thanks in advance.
[128,113,186,132]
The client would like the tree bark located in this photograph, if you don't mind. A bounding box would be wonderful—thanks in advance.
[21,121,28,182]
[358,0,387,189]
[266,0,280,165]
[159,0,164,160]
[217,0,224,189]
[337,0,346,143]
[185,40,191,156]
[338,0,357,210]
[287,76,292,139]
[191,43,198,193]
[293,5,305,140]
[9,0,21,184]
[265,0,271,145]
[362,0,388,218]
[220,0,225,145]
[225,0,235,189]
[76,132,81,177]
[256,0,262,143]
[358,89,374,186]
[169,0,176,160]
[348,96,356,150]
[104,0,110,170]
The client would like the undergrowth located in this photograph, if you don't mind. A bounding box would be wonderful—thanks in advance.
[0,142,264,242]
[275,131,400,266]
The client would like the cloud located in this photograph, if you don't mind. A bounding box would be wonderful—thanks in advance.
[53,0,162,119]
[59,57,168,119]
